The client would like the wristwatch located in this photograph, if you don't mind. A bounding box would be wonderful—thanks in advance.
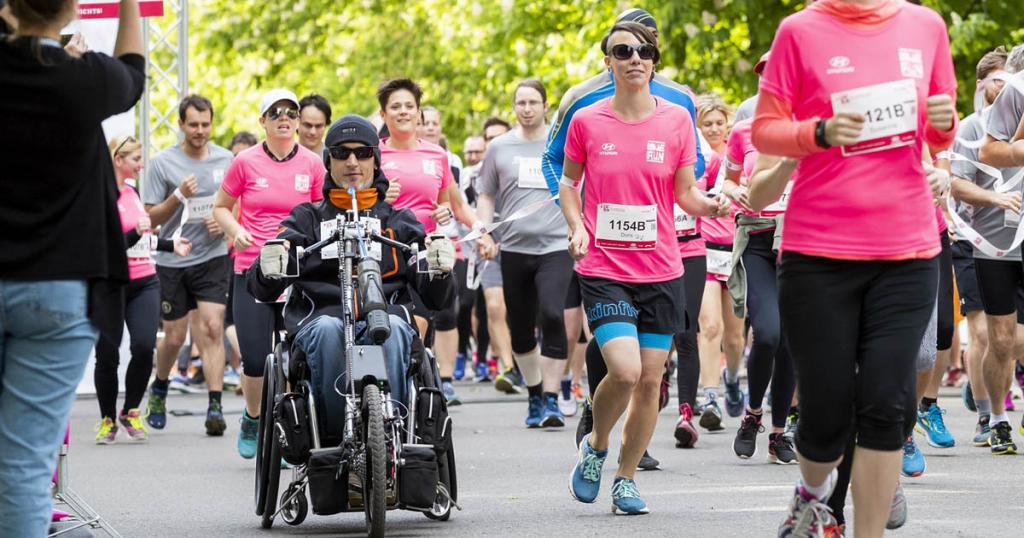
[815,119,831,149]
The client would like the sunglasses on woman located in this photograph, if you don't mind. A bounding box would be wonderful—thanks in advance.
[267,107,299,121]
[328,145,376,161]
[610,43,659,62]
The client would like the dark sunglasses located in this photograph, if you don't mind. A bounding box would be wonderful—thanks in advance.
[266,107,299,121]
[610,43,659,62]
[328,145,376,161]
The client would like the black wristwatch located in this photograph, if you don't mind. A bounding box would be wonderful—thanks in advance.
[815,118,831,149]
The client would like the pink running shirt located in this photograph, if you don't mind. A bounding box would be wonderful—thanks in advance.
[380,139,454,233]
[727,118,789,221]
[758,3,956,258]
[565,97,697,283]
[700,151,736,245]
[221,144,325,272]
[118,184,156,281]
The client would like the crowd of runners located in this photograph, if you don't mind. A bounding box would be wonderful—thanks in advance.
[3,0,1024,537]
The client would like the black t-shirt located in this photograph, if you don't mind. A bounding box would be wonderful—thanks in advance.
[0,39,144,282]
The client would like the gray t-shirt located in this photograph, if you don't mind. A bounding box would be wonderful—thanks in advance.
[477,131,567,255]
[954,113,1023,261]
[142,143,234,268]
[733,95,759,124]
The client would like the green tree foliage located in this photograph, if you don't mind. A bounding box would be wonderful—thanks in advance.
[178,0,1024,155]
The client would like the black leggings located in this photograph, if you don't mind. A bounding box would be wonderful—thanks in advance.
[743,232,795,428]
[475,286,490,364]
[779,252,936,462]
[501,250,574,359]
[936,233,954,351]
[674,255,706,408]
[233,273,282,377]
[455,259,475,356]
[94,275,160,419]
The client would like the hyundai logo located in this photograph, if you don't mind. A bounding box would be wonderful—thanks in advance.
[829,56,851,68]
[602,143,616,151]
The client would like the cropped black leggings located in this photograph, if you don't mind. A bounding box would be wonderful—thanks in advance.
[94,275,160,419]
[674,255,707,408]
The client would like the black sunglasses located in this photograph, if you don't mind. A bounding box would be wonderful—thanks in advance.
[610,43,659,62]
[266,107,299,121]
[328,145,376,161]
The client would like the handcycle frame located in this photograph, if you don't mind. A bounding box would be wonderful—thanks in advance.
[254,188,459,537]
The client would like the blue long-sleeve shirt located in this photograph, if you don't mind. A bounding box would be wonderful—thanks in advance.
[542,71,705,198]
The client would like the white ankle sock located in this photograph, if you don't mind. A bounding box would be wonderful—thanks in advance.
[991,412,1009,425]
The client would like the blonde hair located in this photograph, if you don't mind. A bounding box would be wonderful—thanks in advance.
[108,134,142,162]
[695,94,732,124]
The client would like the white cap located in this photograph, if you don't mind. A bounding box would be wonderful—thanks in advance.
[258,89,300,116]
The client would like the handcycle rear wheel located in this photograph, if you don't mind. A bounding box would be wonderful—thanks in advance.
[260,355,286,529]
[254,354,276,516]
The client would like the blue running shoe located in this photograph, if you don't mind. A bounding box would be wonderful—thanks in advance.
[901,436,926,478]
[237,411,258,459]
[145,383,168,430]
[915,403,955,448]
[569,434,607,503]
[453,353,466,381]
[972,415,991,447]
[611,477,649,515]
[442,381,462,406]
[541,394,566,428]
[962,381,976,412]
[525,395,543,428]
[475,361,491,382]
[721,368,745,418]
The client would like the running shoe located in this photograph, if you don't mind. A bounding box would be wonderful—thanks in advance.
[168,372,190,392]
[571,383,584,401]
[941,367,964,387]
[1020,413,1024,437]
[494,368,523,395]
[453,353,466,381]
[722,368,746,418]
[576,398,593,447]
[1004,391,1015,412]
[1016,361,1024,390]
[475,362,491,382]
[777,480,839,537]
[223,367,241,389]
[901,436,926,477]
[973,415,991,447]
[784,408,799,442]
[886,481,908,530]
[658,356,675,411]
[698,396,725,432]
[188,362,206,387]
[541,394,566,428]
[238,412,259,459]
[442,381,462,406]
[487,357,499,378]
[962,381,976,412]
[525,395,544,428]
[558,378,578,417]
[915,403,955,448]
[569,434,606,503]
[733,411,764,459]
[145,383,168,430]
[94,417,118,445]
[611,477,649,515]
[768,432,798,465]
[674,403,699,448]
[990,421,1018,455]
[637,450,660,471]
[205,400,227,436]
[118,409,148,441]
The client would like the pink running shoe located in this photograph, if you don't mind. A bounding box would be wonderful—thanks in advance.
[674,403,699,448]
[118,409,149,441]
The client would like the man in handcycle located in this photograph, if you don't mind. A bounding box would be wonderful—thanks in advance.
[247,115,455,419]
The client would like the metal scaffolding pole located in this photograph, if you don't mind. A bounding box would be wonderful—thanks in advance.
[139,0,188,165]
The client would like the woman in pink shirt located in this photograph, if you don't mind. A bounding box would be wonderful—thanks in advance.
[375,78,493,406]
[560,22,728,515]
[213,89,325,458]
[94,135,190,444]
[751,1,958,535]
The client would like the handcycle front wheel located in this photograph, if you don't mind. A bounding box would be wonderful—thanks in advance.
[280,483,308,526]
[362,383,387,538]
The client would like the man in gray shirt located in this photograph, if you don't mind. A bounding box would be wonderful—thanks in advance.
[971,59,1024,454]
[142,95,235,436]
[477,79,573,429]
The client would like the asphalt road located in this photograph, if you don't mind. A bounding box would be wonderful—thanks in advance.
[61,382,1024,537]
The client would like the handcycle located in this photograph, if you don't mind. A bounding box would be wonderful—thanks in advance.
[253,191,460,537]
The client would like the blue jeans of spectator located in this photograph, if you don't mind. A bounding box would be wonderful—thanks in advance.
[293,314,413,440]
[0,280,98,537]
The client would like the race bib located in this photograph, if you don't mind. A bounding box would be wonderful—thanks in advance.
[595,203,657,250]
[186,195,215,223]
[763,181,794,213]
[673,204,697,236]
[706,248,732,279]
[517,157,546,190]
[320,217,382,261]
[295,174,310,193]
[126,233,152,259]
[831,79,917,157]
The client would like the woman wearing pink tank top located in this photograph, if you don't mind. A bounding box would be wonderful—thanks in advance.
[751,1,958,535]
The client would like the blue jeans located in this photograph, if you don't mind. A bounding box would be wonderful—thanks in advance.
[0,280,98,537]
[293,314,413,440]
